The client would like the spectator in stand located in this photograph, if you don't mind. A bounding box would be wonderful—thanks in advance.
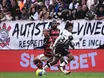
[15,6,22,20]
[95,4,104,20]
[61,9,72,21]
[69,0,79,19]
[34,2,41,12]
[87,0,97,10]
[69,0,79,11]
[38,1,45,9]
[2,6,13,21]
[44,0,51,9]
[81,0,87,5]
[60,1,69,9]
[2,6,8,14]
[54,0,62,13]
[28,3,35,14]
[54,6,63,20]
[49,5,55,19]
[39,6,49,20]
[0,10,6,22]
[10,0,19,20]
[37,1,46,14]
[75,4,83,19]
[18,0,25,11]
[85,4,96,20]
[53,1,69,20]
[21,7,29,20]
[5,10,13,21]
[2,0,11,9]
[29,7,39,21]
[81,5,88,19]
[0,0,103,21]
[90,4,96,13]
[24,0,32,10]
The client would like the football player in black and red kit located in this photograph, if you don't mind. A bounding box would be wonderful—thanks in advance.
[33,29,53,69]
[49,20,60,43]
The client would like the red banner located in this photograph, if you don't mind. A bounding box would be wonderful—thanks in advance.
[0,50,104,72]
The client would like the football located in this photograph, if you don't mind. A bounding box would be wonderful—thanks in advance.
[36,69,46,76]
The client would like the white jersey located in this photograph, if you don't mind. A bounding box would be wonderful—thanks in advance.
[53,29,73,48]
[59,29,73,44]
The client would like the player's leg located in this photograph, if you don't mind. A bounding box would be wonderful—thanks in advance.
[58,57,66,72]
[50,45,70,74]
[58,53,74,74]
[65,53,74,64]
[58,50,74,74]
[33,57,43,69]
[43,55,60,70]
[44,45,62,67]
[33,54,48,69]
[59,57,66,69]
[58,56,71,74]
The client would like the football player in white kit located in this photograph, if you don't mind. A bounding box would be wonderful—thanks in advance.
[43,21,75,74]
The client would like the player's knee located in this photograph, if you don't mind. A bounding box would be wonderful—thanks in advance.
[33,59,38,64]
[67,55,74,62]
[33,58,40,64]
[69,55,74,61]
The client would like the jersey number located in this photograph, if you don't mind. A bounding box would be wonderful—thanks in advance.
[59,36,65,43]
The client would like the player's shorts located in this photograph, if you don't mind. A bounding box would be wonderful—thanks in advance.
[37,54,50,61]
[54,45,70,56]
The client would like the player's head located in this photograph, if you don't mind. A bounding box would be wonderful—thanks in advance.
[43,29,49,37]
[51,20,60,29]
[64,21,73,32]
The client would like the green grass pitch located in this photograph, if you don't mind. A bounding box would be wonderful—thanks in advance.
[0,72,104,78]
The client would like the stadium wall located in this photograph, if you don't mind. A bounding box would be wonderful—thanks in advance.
[0,49,104,72]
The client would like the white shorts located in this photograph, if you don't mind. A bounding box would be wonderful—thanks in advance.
[37,54,50,61]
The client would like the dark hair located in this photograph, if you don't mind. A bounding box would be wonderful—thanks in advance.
[99,4,104,8]
[64,21,73,29]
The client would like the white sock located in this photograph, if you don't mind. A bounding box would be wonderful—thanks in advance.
[60,62,65,67]
[43,65,48,70]
[59,66,65,73]
[65,60,68,64]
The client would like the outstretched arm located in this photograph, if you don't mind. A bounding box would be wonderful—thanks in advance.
[69,40,75,49]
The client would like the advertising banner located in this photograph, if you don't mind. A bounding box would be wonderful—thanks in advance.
[0,50,104,72]
[0,20,104,49]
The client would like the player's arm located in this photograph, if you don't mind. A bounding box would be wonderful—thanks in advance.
[72,37,82,43]
[70,37,82,49]
[70,41,75,49]
[68,35,75,49]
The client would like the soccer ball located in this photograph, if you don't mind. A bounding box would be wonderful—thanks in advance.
[36,69,46,76]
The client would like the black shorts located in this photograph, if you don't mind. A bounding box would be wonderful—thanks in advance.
[54,45,70,56]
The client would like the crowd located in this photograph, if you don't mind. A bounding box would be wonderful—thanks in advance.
[0,0,104,22]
